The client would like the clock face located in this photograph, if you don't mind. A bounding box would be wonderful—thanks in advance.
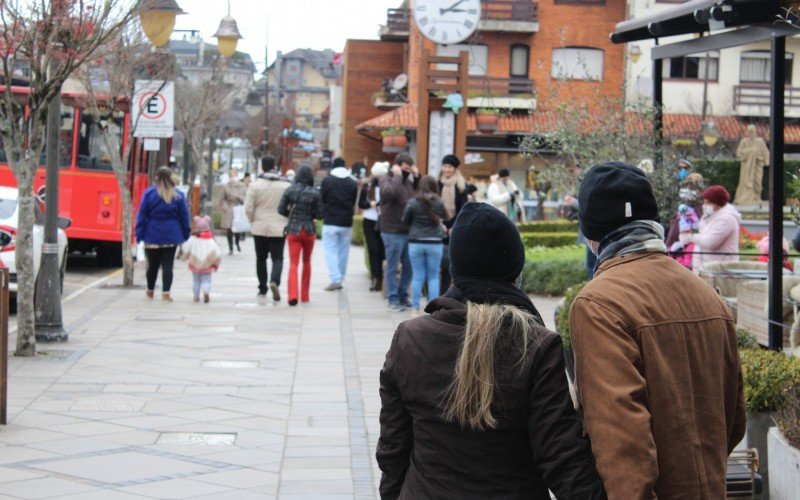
[413,0,482,45]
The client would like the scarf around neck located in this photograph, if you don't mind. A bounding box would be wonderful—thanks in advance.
[595,220,667,272]
[440,275,544,327]
[440,174,464,220]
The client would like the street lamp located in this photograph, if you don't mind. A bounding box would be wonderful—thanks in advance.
[702,120,720,147]
[138,0,185,48]
[244,90,263,118]
[214,1,243,58]
[629,45,642,63]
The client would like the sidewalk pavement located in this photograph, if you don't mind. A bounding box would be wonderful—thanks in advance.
[1,237,558,499]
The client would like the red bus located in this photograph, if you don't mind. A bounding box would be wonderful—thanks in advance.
[0,87,171,265]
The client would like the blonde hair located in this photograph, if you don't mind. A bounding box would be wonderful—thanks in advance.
[156,167,178,203]
[444,302,537,431]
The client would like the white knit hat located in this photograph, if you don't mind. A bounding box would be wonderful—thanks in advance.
[371,161,390,178]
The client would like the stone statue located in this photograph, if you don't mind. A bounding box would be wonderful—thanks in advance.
[734,124,770,206]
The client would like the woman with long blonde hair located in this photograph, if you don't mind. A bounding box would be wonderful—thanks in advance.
[377,203,605,499]
[136,166,191,301]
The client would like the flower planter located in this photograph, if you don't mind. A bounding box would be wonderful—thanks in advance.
[768,428,800,499]
[746,411,777,493]
[382,134,408,153]
[476,113,498,133]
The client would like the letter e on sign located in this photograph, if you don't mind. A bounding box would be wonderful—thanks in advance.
[133,80,174,139]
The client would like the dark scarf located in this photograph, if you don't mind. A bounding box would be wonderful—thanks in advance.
[594,220,667,273]
[440,276,544,327]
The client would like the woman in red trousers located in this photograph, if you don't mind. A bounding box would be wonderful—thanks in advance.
[278,165,322,306]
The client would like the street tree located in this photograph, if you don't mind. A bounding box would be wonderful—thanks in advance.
[0,0,137,356]
[174,59,234,209]
[76,28,175,287]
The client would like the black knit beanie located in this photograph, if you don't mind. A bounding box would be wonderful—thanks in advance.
[449,202,525,282]
[442,154,461,168]
[578,161,660,242]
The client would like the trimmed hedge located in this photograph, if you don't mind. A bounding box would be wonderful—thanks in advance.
[740,347,800,413]
[521,232,580,248]
[518,220,579,233]
[522,245,587,296]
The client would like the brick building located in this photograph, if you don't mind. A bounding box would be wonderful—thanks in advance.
[340,0,626,191]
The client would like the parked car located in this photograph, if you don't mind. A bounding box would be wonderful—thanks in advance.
[0,186,69,298]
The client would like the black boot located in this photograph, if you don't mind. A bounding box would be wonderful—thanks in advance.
[369,277,378,291]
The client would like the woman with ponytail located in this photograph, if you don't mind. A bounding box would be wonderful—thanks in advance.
[377,202,605,500]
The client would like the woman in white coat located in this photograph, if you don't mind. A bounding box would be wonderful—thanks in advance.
[486,168,522,221]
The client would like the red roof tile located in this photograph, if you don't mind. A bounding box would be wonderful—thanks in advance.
[357,106,800,143]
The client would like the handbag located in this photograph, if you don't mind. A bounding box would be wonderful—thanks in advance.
[232,205,251,233]
[283,203,296,237]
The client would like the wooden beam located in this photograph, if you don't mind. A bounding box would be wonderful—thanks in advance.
[418,48,431,175]
[455,50,469,163]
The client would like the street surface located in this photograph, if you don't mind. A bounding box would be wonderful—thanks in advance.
[1,241,558,499]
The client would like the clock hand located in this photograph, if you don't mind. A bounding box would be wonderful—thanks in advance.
[440,0,468,15]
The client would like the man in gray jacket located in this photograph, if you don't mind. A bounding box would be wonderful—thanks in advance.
[245,156,290,301]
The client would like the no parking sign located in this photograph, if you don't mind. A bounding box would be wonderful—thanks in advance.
[132,80,174,138]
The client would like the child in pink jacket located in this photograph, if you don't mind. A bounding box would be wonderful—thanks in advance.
[181,216,222,303]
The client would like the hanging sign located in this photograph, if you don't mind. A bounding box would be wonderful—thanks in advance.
[132,80,174,138]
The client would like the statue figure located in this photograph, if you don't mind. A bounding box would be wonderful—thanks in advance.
[734,124,770,206]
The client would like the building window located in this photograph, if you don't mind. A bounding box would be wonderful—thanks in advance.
[510,44,529,78]
[663,52,719,80]
[740,50,793,84]
[554,0,605,4]
[436,44,488,76]
[551,47,604,81]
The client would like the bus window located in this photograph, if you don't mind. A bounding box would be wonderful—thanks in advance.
[59,105,74,168]
[76,113,123,171]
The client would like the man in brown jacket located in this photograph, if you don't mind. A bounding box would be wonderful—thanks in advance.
[570,162,747,499]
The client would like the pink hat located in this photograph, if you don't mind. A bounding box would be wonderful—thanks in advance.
[193,215,211,233]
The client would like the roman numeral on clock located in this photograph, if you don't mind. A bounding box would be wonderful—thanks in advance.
[429,27,437,37]
[418,16,428,26]
[464,20,474,29]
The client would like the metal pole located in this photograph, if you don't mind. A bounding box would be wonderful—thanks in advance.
[1,268,8,424]
[768,36,786,351]
[206,134,215,215]
[263,19,270,160]
[35,82,66,341]
[653,51,664,166]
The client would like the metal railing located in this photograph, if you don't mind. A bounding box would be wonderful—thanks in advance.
[384,1,539,34]
[0,268,9,425]
[734,83,800,109]
[469,76,535,95]
[482,0,539,22]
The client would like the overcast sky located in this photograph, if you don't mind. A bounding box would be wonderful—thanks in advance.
[174,0,401,71]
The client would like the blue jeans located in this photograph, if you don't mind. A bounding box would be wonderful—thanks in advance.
[322,225,352,284]
[381,232,411,306]
[192,272,212,296]
[408,242,443,310]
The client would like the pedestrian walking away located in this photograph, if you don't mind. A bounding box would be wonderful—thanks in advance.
[570,162,746,499]
[377,202,606,499]
[135,166,191,302]
[245,155,290,300]
[180,215,222,303]
[379,153,419,311]
[278,165,322,306]
[360,161,388,292]
[219,168,248,255]
[437,154,469,294]
[402,175,446,316]
[320,157,359,291]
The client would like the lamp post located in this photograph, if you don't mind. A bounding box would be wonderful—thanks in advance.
[34,60,66,342]
[138,0,185,48]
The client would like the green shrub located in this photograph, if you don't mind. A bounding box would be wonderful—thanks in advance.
[518,220,579,233]
[521,232,579,248]
[737,329,758,350]
[740,348,800,413]
[556,282,588,349]
[526,245,585,262]
[776,383,800,449]
[693,159,800,204]
[522,258,586,296]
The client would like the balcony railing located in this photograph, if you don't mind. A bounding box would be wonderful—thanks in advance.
[382,1,538,37]
[482,0,539,23]
[469,77,535,96]
[386,8,410,33]
[734,83,800,110]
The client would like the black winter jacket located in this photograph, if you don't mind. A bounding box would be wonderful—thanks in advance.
[320,170,358,227]
[377,297,606,500]
[401,198,446,242]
